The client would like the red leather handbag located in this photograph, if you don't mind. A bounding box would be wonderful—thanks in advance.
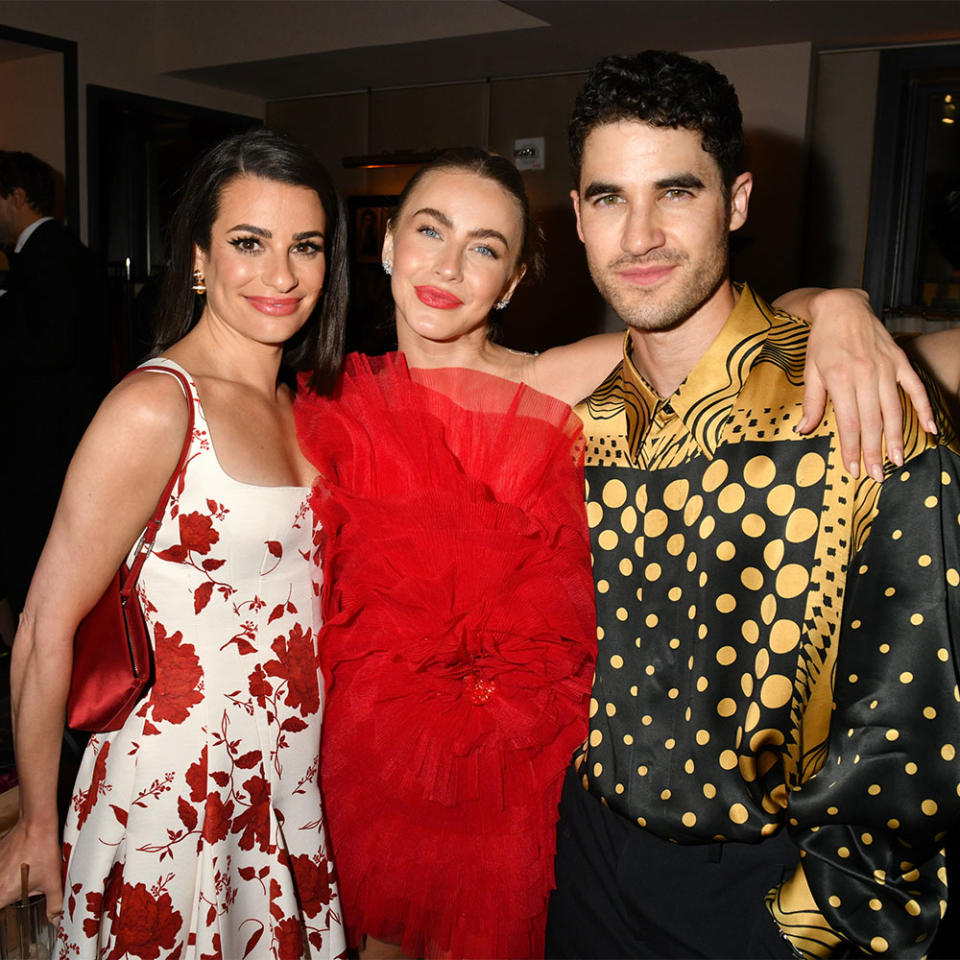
[66,366,195,731]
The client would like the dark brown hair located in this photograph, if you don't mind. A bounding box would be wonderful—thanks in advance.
[154,128,348,393]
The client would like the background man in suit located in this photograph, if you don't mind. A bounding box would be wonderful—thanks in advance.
[0,150,110,625]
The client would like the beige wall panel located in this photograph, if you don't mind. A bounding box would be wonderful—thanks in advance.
[0,51,65,178]
[803,50,880,289]
[268,93,370,198]
[489,73,608,347]
[368,83,487,155]
[694,43,814,302]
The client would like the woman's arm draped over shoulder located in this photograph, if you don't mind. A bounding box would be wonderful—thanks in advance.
[0,372,188,916]
[774,287,935,481]
[528,333,623,407]
[524,289,942,483]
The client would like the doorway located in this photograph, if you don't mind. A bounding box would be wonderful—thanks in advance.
[87,86,258,370]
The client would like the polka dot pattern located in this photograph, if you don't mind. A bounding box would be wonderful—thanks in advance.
[581,436,828,842]
[783,447,960,956]
[575,291,960,956]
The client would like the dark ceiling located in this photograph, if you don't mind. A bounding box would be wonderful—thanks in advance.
[170,0,960,101]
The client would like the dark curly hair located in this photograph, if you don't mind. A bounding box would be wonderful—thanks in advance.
[391,147,545,283]
[569,51,744,194]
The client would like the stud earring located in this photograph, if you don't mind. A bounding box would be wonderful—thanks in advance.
[191,270,206,294]
[381,259,393,277]
[493,298,510,311]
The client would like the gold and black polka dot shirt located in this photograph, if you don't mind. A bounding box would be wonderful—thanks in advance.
[574,284,960,958]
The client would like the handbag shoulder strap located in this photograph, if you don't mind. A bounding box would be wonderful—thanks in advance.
[120,365,197,596]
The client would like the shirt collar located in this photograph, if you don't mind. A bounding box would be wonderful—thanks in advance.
[620,283,781,460]
[14,216,54,254]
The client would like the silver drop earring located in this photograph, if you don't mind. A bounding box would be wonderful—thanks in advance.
[493,299,510,311]
[382,259,393,277]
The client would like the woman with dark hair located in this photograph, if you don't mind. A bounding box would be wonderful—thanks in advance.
[293,147,932,959]
[0,128,348,958]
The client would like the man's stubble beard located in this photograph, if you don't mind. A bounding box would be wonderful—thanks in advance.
[588,233,730,333]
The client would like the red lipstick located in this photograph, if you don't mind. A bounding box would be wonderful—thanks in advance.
[415,285,463,309]
[244,296,302,316]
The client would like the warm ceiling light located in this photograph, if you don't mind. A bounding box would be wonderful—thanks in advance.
[343,149,442,169]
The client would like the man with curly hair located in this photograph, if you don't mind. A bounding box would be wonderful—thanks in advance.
[545,50,960,959]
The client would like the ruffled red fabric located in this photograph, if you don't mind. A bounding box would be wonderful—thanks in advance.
[295,352,596,959]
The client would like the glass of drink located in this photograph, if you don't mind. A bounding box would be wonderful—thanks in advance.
[0,894,56,959]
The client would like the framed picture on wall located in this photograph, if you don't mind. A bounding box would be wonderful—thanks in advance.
[347,195,399,354]
[349,195,396,265]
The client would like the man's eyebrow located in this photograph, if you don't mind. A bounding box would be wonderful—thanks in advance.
[583,182,621,199]
[654,173,705,190]
[412,207,453,228]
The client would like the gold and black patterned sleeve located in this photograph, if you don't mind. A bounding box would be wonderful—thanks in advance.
[768,446,960,957]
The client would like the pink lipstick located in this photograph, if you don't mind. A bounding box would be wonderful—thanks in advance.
[244,296,302,316]
[415,285,463,309]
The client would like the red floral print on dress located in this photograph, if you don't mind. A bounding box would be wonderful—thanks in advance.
[289,853,334,919]
[146,621,203,725]
[185,746,207,803]
[265,624,320,717]
[154,502,235,614]
[202,791,235,845]
[105,880,182,960]
[274,915,303,959]
[74,739,111,830]
[232,774,271,853]
[179,511,220,554]
[82,860,123,940]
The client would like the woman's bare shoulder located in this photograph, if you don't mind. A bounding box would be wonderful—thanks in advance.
[98,366,191,437]
[76,367,191,484]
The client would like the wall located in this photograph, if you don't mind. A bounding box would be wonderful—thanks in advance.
[803,49,881,289]
[269,42,814,347]
[697,43,813,305]
[0,0,266,238]
[0,50,64,179]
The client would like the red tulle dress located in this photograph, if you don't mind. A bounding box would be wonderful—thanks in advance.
[294,352,596,959]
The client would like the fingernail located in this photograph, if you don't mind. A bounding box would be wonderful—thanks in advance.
[794,417,808,434]
[847,460,860,478]
[926,419,938,435]
[891,448,904,467]
[871,463,884,482]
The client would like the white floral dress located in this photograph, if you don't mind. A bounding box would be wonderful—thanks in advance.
[58,359,344,960]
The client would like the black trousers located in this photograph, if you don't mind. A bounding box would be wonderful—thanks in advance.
[545,764,796,959]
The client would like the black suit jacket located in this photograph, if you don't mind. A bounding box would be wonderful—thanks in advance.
[0,220,111,608]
